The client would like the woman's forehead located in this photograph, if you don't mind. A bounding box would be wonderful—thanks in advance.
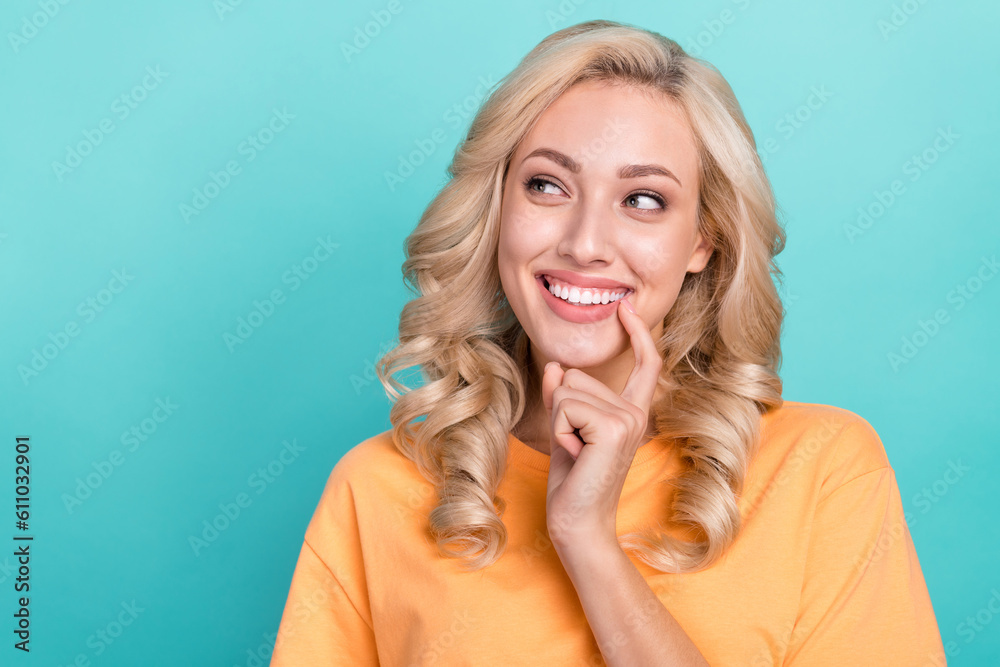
[511,81,699,187]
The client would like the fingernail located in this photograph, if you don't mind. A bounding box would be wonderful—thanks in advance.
[622,296,636,315]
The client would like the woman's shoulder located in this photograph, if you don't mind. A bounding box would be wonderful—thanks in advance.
[325,428,425,489]
[752,400,892,498]
[330,427,405,469]
[304,428,432,538]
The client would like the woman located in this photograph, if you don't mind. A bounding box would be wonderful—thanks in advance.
[271,20,944,665]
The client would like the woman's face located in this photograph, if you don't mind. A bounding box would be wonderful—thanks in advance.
[497,79,712,373]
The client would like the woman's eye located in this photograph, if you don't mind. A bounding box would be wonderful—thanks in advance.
[525,177,564,196]
[625,192,665,210]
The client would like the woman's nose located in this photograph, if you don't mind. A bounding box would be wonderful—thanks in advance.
[557,196,613,266]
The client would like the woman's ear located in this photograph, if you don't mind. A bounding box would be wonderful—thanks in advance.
[686,231,714,273]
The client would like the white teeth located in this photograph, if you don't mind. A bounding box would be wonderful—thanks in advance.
[546,277,628,306]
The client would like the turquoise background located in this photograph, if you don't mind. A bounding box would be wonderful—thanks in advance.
[1,0,997,664]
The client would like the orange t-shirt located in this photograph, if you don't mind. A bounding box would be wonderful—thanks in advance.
[270,401,945,665]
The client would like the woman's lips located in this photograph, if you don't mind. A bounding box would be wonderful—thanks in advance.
[537,270,633,292]
[536,276,632,324]
[542,275,631,304]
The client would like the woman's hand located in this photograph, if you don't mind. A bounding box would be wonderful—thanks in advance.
[541,297,663,554]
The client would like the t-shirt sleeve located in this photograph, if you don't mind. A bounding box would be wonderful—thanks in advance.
[271,446,381,666]
[785,429,945,665]
[270,538,379,665]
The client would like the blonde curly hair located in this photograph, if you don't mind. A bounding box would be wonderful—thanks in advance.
[376,19,785,573]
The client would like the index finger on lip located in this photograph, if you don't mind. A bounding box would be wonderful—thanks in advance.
[617,296,663,411]
[541,360,564,419]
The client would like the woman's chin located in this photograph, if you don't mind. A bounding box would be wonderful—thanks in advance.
[532,337,629,371]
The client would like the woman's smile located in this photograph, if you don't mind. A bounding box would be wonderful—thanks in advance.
[535,273,634,324]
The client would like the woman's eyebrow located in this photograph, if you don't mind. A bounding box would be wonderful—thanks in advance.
[522,147,580,173]
[619,163,681,187]
[521,147,682,187]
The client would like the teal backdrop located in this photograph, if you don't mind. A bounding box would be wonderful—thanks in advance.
[2,0,998,664]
